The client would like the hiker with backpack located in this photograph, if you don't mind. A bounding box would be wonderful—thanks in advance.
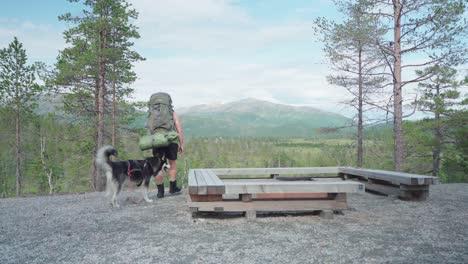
[145,92,184,198]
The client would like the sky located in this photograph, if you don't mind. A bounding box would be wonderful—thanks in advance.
[0,0,465,118]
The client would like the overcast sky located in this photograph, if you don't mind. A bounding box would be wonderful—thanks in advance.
[0,0,466,118]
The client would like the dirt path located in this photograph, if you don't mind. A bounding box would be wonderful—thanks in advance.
[1,184,467,264]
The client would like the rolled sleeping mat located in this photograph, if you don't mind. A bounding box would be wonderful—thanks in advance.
[138,131,179,151]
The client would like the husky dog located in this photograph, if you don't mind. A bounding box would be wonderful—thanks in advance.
[96,145,165,207]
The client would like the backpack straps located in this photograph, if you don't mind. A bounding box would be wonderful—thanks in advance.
[127,161,132,177]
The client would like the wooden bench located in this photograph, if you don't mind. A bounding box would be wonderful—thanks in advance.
[338,167,439,201]
[188,167,440,219]
[188,168,364,219]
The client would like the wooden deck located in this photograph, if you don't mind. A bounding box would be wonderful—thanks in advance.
[188,168,365,219]
[188,167,439,219]
[338,167,439,201]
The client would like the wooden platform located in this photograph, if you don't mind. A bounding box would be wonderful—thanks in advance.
[338,167,439,201]
[188,167,439,219]
[188,168,365,219]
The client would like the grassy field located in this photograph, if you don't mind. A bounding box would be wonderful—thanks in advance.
[180,136,394,178]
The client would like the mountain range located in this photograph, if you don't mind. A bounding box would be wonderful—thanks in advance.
[175,98,350,137]
[37,96,352,137]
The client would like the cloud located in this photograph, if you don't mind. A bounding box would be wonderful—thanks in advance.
[129,0,316,52]
[130,0,251,26]
[126,1,348,113]
[130,57,351,115]
[0,1,375,118]
[0,19,64,62]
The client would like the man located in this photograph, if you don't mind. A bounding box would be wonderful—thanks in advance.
[147,92,184,198]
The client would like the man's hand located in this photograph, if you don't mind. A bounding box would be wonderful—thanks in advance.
[178,144,184,153]
[173,112,184,154]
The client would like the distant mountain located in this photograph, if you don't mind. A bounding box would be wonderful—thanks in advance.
[36,96,351,137]
[176,98,351,137]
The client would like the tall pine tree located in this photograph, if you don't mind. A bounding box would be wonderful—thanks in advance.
[416,65,463,176]
[315,0,387,167]
[0,37,44,196]
[368,0,467,171]
[55,0,143,191]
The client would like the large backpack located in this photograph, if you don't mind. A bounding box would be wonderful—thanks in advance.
[146,92,175,134]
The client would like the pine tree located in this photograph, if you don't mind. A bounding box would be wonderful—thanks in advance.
[55,0,143,191]
[106,2,144,146]
[369,0,467,171]
[416,65,463,176]
[315,0,387,167]
[0,37,43,196]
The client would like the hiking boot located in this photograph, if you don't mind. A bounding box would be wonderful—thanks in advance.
[169,180,181,194]
[156,184,165,198]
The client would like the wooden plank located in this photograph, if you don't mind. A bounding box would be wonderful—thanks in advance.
[188,170,198,195]
[348,177,400,196]
[211,167,340,176]
[199,169,214,185]
[205,169,226,194]
[240,194,253,202]
[194,170,208,195]
[339,167,439,185]
[190,194,223,202]
[399,184,429,201]
[188,198,348,212]
[224,180,364,195]
[367,183,400,196]
[199,169,217,195]
[399,184,430,191]
[193,169,226,195]
[206,170,224,185]
[254,193,328,199]
[399,190,429,201]
[335,193,347,202]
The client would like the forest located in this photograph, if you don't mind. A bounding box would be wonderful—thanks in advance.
[0,0,467,197]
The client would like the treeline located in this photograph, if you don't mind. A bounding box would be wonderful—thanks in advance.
[0,110,143,197]
[1,116,466,197]
[1,0,467,197]
[314,0,467,172]
[0,0,143,196]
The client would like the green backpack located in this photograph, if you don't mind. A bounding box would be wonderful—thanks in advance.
[146,92,175,134]
[139,92,179,151]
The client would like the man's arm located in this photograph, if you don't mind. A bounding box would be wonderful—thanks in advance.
[173,111,184,153]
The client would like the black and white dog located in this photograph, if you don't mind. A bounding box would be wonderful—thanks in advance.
[96,145,165,207]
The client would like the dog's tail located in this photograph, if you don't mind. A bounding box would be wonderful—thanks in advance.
[96,145,117,170]
[96,145,117,195]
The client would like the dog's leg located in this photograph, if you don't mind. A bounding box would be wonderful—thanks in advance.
[105,171,117,207]
[111,179,120,208]
[142,182,153,203]
[105,171,113,198]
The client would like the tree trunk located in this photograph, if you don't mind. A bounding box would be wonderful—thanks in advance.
[40,135,54,195]
[112,76,116,147]
[95,29,107,192]
[433,114,441,176]
[357,47,363,168]
[15,103,21,197]
[432,85,441,176]
[92,79,100,191]
[393,0,404,172]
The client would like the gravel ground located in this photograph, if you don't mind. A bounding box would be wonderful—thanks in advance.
[1,184,467,264]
